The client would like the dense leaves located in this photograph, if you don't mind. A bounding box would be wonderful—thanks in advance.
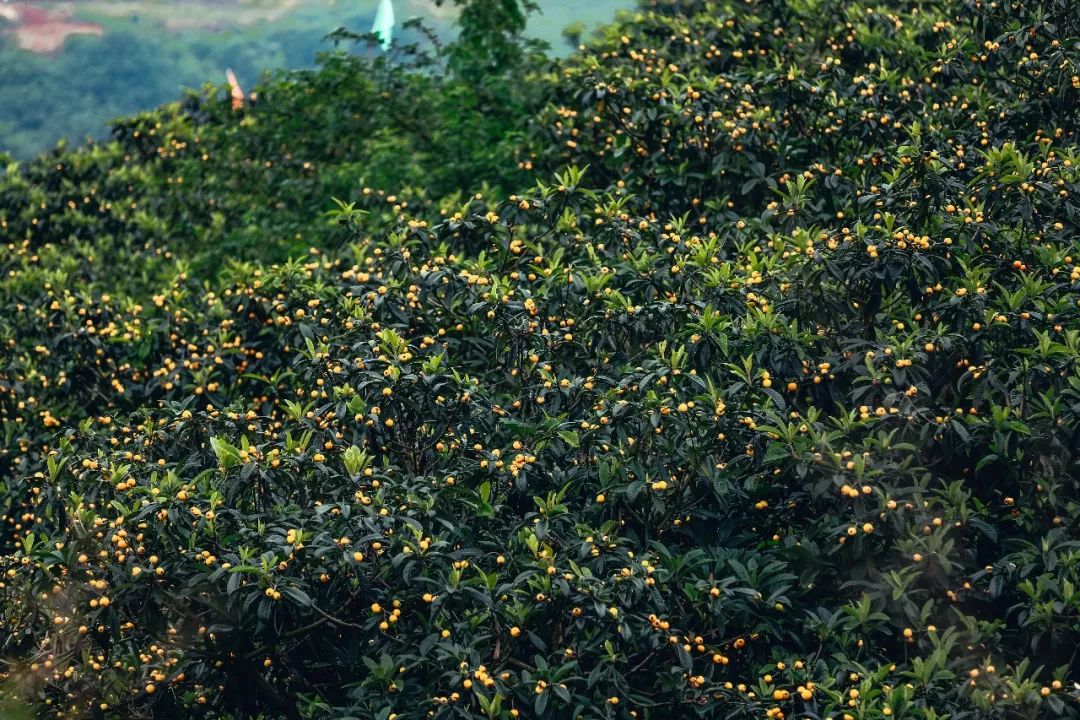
[1,0,1079,719]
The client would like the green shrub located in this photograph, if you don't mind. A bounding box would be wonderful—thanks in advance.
[1,0,1079,718]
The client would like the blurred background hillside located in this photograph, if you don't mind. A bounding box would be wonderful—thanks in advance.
[0,0,628,158]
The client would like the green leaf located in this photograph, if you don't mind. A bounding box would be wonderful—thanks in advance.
[210,436,241,471]
[557,430,580,448]
[343,445,369,476]
[762,442,791,465]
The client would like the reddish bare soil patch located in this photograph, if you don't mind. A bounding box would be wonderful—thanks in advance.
[0,3,104,54]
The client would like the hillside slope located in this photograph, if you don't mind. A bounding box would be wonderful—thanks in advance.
[1,0,1079,718]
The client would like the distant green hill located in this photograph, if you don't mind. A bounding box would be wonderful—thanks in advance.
[0,0,628,159]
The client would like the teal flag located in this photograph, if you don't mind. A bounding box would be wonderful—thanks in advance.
[371,0,394,50]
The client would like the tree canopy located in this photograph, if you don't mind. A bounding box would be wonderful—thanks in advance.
[1,0,1079,718]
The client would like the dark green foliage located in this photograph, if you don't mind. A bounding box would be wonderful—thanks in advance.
[1,0,1079,719]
